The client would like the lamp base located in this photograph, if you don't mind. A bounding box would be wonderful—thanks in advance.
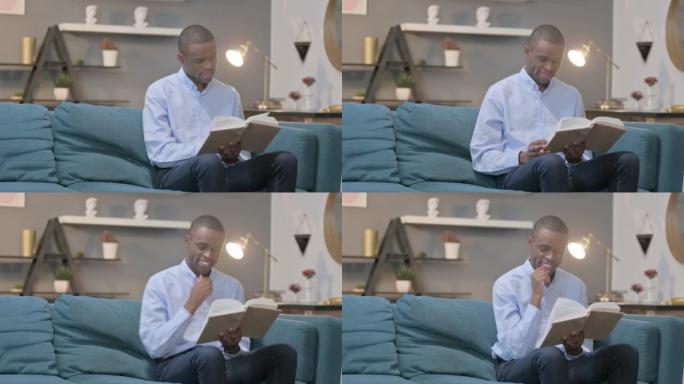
[598,101,611,110]
[257,101,269,111]
[595,291,624,303]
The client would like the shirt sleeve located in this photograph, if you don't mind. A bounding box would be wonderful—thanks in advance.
[470,87,521,175]
[139,277,194,359]
[492,279,543,360]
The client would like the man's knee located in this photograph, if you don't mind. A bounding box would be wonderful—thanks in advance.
[616,151,639,170]
[191,346,224,366]
[533,154,566,172]
[606,343,639,364]
[274,151,298,170]
[192,153,223,173]
[532,346,565,367]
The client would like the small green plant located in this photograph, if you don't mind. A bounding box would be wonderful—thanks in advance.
[395,72,413,88]
[54,73,71,88]
[75,251,84,258]
[355,90,366,97]
[417,251,427,259]
[13,283,23,290]
[355,283,366,289]
[416,58,427,66]
[396,265,415,281]
[74,58,85,66]
[55,266,71,280]
[12,90,24,97]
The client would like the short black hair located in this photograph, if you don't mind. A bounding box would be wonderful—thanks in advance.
[178,25,215,54]
[190,215,225,234]
[528,24,565,48]
[532,215,568,237]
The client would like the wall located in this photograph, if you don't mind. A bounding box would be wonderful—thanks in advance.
[270,193,342,303]
[270,0,342,109]
[612,193,684,301]
[343,193,613,302]
[0,193,272,299]
[0,0,270,107]
[342,0,612,107]
[612,0,682,107]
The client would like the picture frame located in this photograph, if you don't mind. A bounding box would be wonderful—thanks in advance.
[342,0,366,15]
[0,193,26,208]
[0,0,25,15]
[342,193,367,208]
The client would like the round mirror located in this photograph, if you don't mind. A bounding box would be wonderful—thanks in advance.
[666,0,684,71]
[324,0,342,71]
[324,192,342,264]
[665,193,684,264]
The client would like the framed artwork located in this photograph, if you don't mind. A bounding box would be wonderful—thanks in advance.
[342,0,366,15]
[0,193,25,208]
[342,193,367,208]
[0,0,25,15]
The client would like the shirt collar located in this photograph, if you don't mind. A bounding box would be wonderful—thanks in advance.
[519,67,554,94]
[180,258,199,282]
[177,67,213,95]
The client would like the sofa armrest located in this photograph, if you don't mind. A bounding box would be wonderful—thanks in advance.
[282,315,341,384]
[625,315,684,384]
[595,318,660,383]
[263,126,317,191]
[282,123,341,192]
[624,122,684,192]
[610,126,660,191]
[254,318,317,383]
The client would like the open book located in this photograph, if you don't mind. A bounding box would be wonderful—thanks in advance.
[196,297,280,343]
[536,297,623,348]
[198,113,280,154]
[545,116,625,153]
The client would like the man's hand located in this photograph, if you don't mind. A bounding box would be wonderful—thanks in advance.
[530,266,550,308]
[562,329,585,356]
[184,275,212,314]
[563,140,585,164]
[219,141,242,164]
[219,327,242,354]
[519,139,549,165]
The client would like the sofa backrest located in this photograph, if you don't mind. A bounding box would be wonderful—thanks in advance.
[0,296,58,376]
[0,104,59,183]
[51,102,155,188]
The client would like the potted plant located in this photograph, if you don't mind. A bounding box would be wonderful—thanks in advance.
[353,283,366,294]
[395,72,413,101]
[442,38,461,67]
[101,37,119,67]
[101,231,119,260]
[630,283,643,303]
[288,90,301,110]
[10,283,23,293]
[301,76,316,111]
[443,230,460,260]
[53,73,71,101]
[302,268,316,302]
[630,91,643,110]
[54,266,71,293]
[352,90,366,101]
[10,90,23,101]
[288,283,301,303]
[395,265,414,293]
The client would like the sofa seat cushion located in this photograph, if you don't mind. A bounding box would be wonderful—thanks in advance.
[264,125,317,191]
[342,374,416,384]
[394,103,496,189]
[0,182,71,191]
[609,126,658,191]
[67,374,175,384]
[410,374,502,384]
[343,181,415,192]
[342,103,400,183]
[52,295,154,380]
[66,181,162,192]
[52,102,155,188]
[0,296,57,375]
[394,296,497,381]
[0,375,74,384]
[0,104,58,183]
[342,296,400,375]
[408,182,503,193]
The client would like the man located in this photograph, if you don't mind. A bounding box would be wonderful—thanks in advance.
[470,24,639,192]
[143,25,297,192]
[139,215,297,384]
[492,215,638,384]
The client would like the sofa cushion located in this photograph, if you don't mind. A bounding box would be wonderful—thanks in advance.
[253,318,316,383]
[394,103,496,189]
[52,102,155,188]
[410,374,501,384]
[66,181,161,192]
[0,296,57,375]
[342,374,416,384]
[394,296,497,381]
[265,124,317,191]
[52,295,154,380]
[342,103,400,183]
[609,126,658,191]
[343,181,415,192]
[342,296,400,375]
[0,182,71,191]
[596,318,658,383]
[624,122,684,192]
[280,122,341,192]
[0,104,58,183]
[408,182,503,193]
[67,374,174,384]
[0,375,74,384]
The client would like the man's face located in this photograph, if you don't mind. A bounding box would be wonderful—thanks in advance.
[178,40,217,87]
[528,228,568,275]
[184,226,225,277]
[523,39,565,87]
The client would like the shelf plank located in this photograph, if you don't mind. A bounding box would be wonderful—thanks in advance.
[342,99,472,107]
[59,23,182,37]
[343,62,463,70]
[59,215,191,229]
[400,215,533,229]
[0,62,121,69]
[401,23,532,37]
[343,255,464,263]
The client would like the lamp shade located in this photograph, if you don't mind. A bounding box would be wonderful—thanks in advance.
[567,241,586,259]
[226,49,245,67]
[226,242,244,259]
[568,49,587,67]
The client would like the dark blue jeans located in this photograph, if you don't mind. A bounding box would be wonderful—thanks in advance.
[497,152,639,192]
[154,152,298,192]
[496,344,639,384]
[155,344,297,384]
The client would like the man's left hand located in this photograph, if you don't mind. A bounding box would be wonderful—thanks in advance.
[219,327,242,354]
[562,329,585,356]
[219,141,242,164]
[563,140,585,164]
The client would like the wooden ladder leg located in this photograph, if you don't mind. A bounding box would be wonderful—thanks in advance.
[23,27,54,103]
[22,219,56,296]
[395,219,422,294]
[53,219,82,295]
[365,26,397,104]
[364,218,397,295]
[395,27,421,102]
[53,25,80,101]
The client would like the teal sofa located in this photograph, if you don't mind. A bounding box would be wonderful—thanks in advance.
[342,102,684,192]
[342,295,684,384]
[0,295,341,384]
[0,102,341,192]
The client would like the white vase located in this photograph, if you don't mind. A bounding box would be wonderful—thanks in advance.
[396,280,411,293]
[396,87,411,101]
[54,280,69,293]
[645,279,656,303]
[303,278,314,303]
[102,50,118,67]
[302,87,316,111]
[444,50,460,67]
[644,87,657,111]
[102,242,118,259]
[444,242,460,259]
[54,88,69,101]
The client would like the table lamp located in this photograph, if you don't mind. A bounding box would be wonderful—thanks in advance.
[568,233,620,302]
[567,41,620,110]
[226,233,278,298]
[226,41,278,111]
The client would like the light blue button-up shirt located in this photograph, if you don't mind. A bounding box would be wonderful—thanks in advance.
[139,259,250,359]
[471,68,590,175]
[142,68,249,168]
[491,259,592,361]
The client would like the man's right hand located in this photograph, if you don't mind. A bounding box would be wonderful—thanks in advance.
[519,139,549,165]
[530,266,550,308]
[219,141,242,164]
[184,275,213,314]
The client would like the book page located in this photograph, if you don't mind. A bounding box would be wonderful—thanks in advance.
[210,116,247,131]
[585,118,625,153]
[536,298,588,348]
[556,117,591,131]
[545,118,592,153]
[208,298,245,316]
[246,113,278,127]
[245,297,278,310]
